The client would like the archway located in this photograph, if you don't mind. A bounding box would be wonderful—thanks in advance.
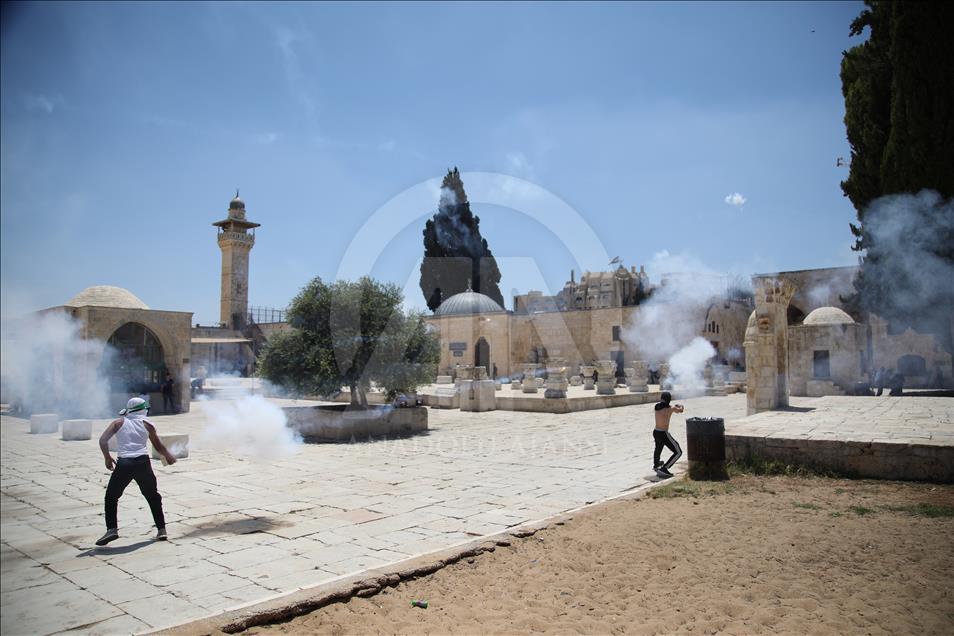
[105,322,166,393]
[474,337,490,372]
[787,305,806,325]
[897,354,926,377]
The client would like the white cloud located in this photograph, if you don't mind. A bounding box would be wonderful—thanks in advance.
[506,151,531,175]
[274,26,316,116]
[724,192,747,208]
[22,93,65,114]
[254,132,279,145]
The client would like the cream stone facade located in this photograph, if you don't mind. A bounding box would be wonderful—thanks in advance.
[746,268,953,413]
[214,192,259,331]
[35,286,193,415]
[429,279,752,382]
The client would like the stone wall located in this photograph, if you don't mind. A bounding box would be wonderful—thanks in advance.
[428,313,512,378]
[726,435,954,482]
[788,323,866,395]
[72,305,193,413]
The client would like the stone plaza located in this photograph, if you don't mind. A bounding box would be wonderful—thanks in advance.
[2,392,952,634]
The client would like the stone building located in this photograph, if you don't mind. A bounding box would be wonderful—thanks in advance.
[513,265,653,313]
[13,285,194,416]
[745,268,952,412]
[428,274,751,381]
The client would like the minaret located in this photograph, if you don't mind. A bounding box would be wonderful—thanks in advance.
[213,190,260,330]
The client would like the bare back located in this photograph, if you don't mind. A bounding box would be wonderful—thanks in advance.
[654,404,684,431]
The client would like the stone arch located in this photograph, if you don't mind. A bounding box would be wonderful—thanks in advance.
[787,305,806,326]
[104,322,167,392]
[897,354,926,377]
[474,336,490,371]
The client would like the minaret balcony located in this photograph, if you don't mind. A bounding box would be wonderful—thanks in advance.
[217,231,255,247]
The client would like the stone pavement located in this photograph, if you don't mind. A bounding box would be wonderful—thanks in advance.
[1,394,949,634]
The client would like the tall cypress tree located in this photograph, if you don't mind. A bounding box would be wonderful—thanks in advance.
[420,168,504,311]
[840,1,954,356]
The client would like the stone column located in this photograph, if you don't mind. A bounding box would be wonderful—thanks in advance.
[658,362,672,390]
[581,365,596,390]
[745,278,796,415]
[623,367,636,388]
[544,358,569,399]
[628,360,649,392]
[595,360,617,395]
[461,366,496,412]
[522,363,539,393]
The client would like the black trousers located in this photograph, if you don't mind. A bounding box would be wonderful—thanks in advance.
[653,429,683,470]
[105,455,165,530]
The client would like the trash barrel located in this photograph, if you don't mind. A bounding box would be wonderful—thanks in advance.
[685,417,728,480]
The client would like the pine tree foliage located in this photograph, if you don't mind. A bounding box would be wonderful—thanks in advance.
[420,168,504,311]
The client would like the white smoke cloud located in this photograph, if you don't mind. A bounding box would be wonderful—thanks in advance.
[197,390,301,459]
[622,250,724,391]
[0,311,114,418]
[724,192,747,208]
[669,337,717,391]
[862,190,954,315]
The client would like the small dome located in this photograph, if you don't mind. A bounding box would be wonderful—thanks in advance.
[803,306,854,326]
[435,290,505,316]
[65,286,149,310]
[229,191,245,210]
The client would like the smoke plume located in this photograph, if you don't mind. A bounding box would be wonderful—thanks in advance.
[0,311,114,418]
[196,387,301,459]
[859,190,954,322]
[622,251,722,391]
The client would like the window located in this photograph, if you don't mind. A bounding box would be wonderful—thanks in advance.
[813,350,831,379]
[612,326,621,341]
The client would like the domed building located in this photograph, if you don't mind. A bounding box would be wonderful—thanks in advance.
[744,268,952,411]
[31,285,193,416]
[787,306,866,396]
[429,289,509,376]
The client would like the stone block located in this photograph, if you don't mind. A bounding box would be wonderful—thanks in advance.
[61,419,92,441]
[151,434,190,460]
[460,380,497,412]
[569,375,582,386]
[29,414,59,434]
[436,375,453,385]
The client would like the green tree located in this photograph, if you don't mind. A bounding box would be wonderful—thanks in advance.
[840,1,954,355]
[420,168,504,311]
[258,277,440,406]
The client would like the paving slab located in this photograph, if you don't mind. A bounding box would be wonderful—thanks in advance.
[2,394,950,633]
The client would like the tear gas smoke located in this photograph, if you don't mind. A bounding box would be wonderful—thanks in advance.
[0,311,114,418]
[622,251,726,390]
[860,190,954,319]
[197,391,301,459]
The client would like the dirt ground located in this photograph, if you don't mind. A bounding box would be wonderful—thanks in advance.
[248,475,954,635]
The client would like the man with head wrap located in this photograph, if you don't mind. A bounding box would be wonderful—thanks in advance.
[95,397,176,545]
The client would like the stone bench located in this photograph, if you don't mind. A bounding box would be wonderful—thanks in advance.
[29,414,59,434]
[61,419,92,441]
[151,433,190,460]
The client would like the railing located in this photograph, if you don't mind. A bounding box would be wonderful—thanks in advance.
[248,306,286,324]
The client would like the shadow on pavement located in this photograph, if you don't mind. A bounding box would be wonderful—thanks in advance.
[78,539,155,556]
[176,515,290,539]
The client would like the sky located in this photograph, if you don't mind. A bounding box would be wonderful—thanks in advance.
[1,1,865,324]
